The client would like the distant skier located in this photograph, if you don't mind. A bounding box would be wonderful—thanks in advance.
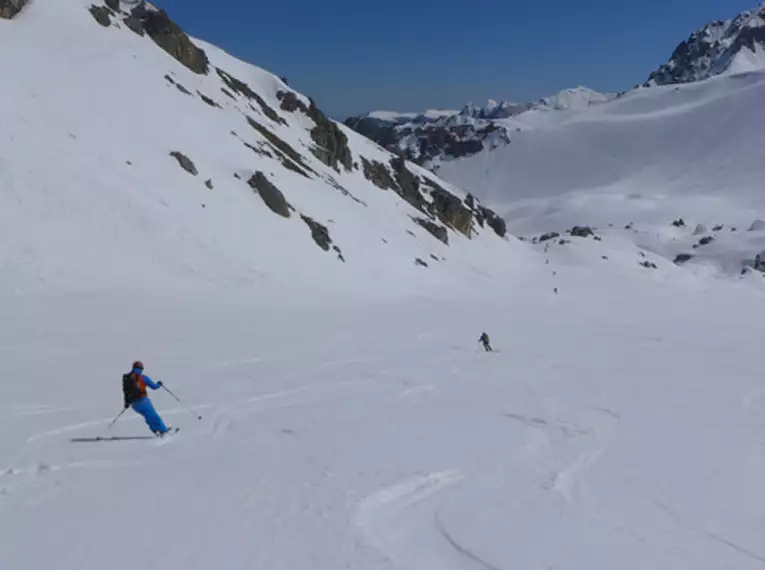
[123,361,170,436]
[479,332,492,352]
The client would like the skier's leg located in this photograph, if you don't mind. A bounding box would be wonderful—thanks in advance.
[143,399,168,434]
[132,399,168,434]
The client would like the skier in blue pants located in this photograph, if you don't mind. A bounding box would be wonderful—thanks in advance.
[122,361,170,436]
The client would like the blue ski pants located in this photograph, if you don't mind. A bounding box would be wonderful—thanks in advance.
[131,398,168,434]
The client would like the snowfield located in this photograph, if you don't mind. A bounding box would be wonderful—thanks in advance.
[3,1,765,569]
[4,269,765,570]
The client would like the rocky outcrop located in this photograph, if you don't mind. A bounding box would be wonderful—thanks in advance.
[428,187,473,236]
[89,5,112,27]
[277,91,308,114]
[300,215,332,251]
[674,253,694,265]
[216,68,286,125]
[0,0,27,19]
[245,117,314,176]
[570,226,595,238]
[129,5,209,75]
[361,158,398,191]
[465,194,507,238]
[413,217,449,245]
[307,100,352,172]
[646,6,765,86]
[170,151,198,176]
[247,172,291,218]
[391,157,428,212]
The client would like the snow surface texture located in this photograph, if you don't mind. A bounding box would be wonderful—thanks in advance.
[4,2,765,570]
[0,0,509,299]
[646,4,765,85]
[344,88,613,167]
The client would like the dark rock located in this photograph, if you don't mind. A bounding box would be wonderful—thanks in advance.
[104,0,119,11]
[430,254,440,262]
[361,157,398,191]
[426,187,472,237]
[205,179,213,189]
[246,117,314,175]
[216,68,286,125]
[391,157,428,211]
[89,5,112,26]
[332,245,346,263]
[175,83,191,96]
[640,261,658,269]
[301,215,333,251]
[570,226,595,238]
[672,218,686,227]
[712,224,724,231]
[247,172,291,218]
[593,236,603,242]
[478,205,506,238]
[233,173,242,180]
[558,239,570,245]
[0,0,26,19]
[415,258,429,268]
[625,223,634,230]
[197,91,221,109]
[221,88,236,101]
[413,217,449,245]
[277,91,307,113]
[169,151,198,176]
[697,236,715,247]
[407,230,416,237]
[307,100,353,171]
[164,74,176,85]
[539,232,560,243]
[674,253,694,265]
[131,5,209,74]
[123,15,145,36]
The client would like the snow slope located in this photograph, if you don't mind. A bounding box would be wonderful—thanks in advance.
[0,0,509,299]
[437,69,765,277]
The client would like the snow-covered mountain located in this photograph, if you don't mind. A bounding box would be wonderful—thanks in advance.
[646,4,765,85]
[0,0,511,298]
[345,88,613,167]
[6,3,765,570]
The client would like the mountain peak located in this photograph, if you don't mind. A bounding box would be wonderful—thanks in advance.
[646,4,765,86]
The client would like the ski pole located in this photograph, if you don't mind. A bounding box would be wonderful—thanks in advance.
[162,385,203,420]
[107,407,128,430]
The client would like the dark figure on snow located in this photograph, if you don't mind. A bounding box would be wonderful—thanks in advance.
[123,361,170,436]
[479,332,492,352]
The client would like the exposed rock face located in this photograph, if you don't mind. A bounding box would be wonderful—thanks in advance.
[570,226,595,238]
[307,100,352,172]
[391,157,428,212]
[345,112,510,166]
[216,68,286,125]
[104,0,119,11]
[360,158,398,191]
[674,253,694,265]
[89,5,112,27]
[300,215,332,251]
[277,91,308,114]
[247,172,291,218]
[129,5,210,75]
[170,151,198,176]
[646,5,765,86]
[413,217,449,245]
[0,0,27,19]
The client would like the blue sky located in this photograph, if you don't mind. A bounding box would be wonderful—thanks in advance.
[156,0,756,118]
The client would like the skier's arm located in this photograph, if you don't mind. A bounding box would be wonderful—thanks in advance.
[142,374,162,390]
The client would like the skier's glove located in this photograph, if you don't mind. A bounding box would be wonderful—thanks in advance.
[157,381,163,387]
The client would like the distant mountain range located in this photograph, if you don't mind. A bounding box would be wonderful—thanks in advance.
[344,88,615,166]
[346,5,765,167]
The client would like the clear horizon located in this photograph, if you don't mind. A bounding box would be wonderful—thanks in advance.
[156,0,756,118]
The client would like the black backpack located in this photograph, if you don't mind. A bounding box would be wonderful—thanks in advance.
[122,372,143,406]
